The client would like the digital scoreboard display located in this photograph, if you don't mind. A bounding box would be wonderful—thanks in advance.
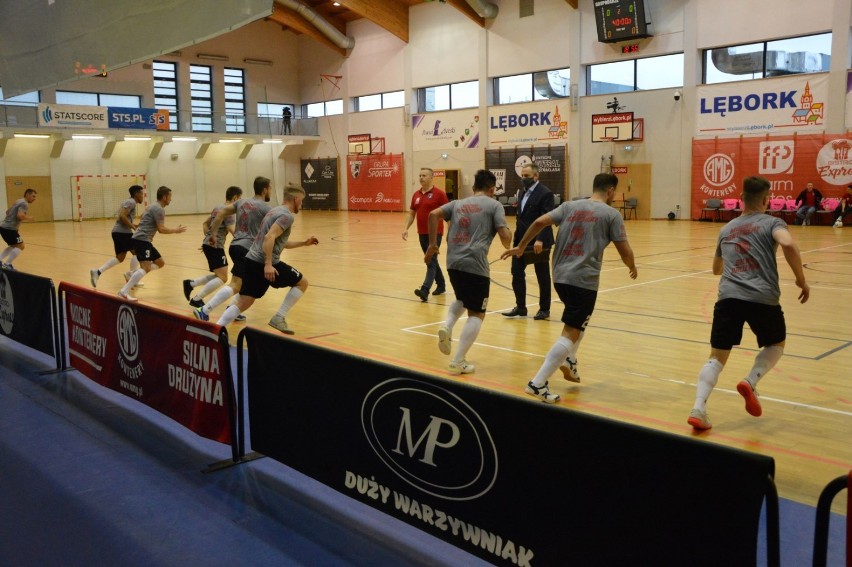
[593,0,651,44]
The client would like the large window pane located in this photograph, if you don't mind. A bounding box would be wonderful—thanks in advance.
[588,60,634,95]
[99,94,140,107]
[383,90,404,108]
[153,61,178,130]
[534,68,570,100]
[305,102,325,117]
[423,85,449,112]
[358,94,381,112]
[451,80,479,109]
[497,74,533,104]
[325,99,343,115]
[0,89,39,106]
[705,42,763,83]
[766,33,831,76]
[637,54,683,90]
[56,91,98,106]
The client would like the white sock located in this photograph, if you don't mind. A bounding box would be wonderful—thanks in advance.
[191,274,217,287]
[194,278,223,301]
[746,346,783,388]
[444,300,465,331]
[228,293,240,308]
[531,336,573,387]
[97,257,121,273]
[217,304,241,326]
[203,286,234,314]
[693,358,724,412]
[5,248,21,264]
[452,317,482,364]
[276,288,304,317]
[129,255,140,271]
[0,247,11,262]
[121,268,146,294]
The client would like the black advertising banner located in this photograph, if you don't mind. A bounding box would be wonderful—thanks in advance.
[485,146,567,201]
[245,328,775,566]
[61,282,233,444]
[0,269,55,357]
[301,158,339,210]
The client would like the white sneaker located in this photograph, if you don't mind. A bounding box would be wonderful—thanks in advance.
[559,356,581,383]
[269,314,294,335]
[437,325,451,355]
[834,218,843,228]
[90,269,99,288]
[448,360,474,375]
[525,381,560,403]
[118,290,138,302]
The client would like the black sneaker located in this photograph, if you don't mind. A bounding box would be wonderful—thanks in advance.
[432,287,446,296]
[189,298,205,308]
[182,279,193,301]
[414,288,428,302]
[502,306,527,318]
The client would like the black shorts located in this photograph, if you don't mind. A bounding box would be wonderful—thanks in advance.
[710,298,786,350]
[229,244,249,278]
[132,239,161,262]
[447,269,490,313]
[0,227,22,246]
[240,258,303,299]
[111,232,135,255]
[202,244,228,272]
[554,283,597,331]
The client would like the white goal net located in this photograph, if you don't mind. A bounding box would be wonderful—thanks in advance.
[71,174,148,221]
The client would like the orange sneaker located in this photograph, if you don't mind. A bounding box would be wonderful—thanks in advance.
[736,380,762,417]
[687,409,712,430]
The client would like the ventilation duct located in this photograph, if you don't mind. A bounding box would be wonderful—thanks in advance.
[278,0,354,50]
[465,0,498,19]
[710,49,830,77]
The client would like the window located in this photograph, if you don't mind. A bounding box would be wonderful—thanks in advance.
[495,69,570,104]
[418,80,480,112]
[303,100,343,117]
[0,89,39,106]
[189,64,213,132]
[588,54,683,95]
[257,103,294,118]
[704,33,831,84]
[153,61,178,131]
[56,91,141,107]
[354,90,405,112]
[224,67,246,133]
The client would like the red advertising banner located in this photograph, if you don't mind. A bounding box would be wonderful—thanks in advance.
[61,283,233,444]
[691,133,852,220]
[346,154,404,211]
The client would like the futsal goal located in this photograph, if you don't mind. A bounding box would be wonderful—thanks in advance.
[71,174,148,221]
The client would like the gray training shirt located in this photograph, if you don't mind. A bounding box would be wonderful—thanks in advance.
[440,195,508,278]
[112,198,138,234]
[231,198,272,250]
[548,199,627,291]
[716,213,787,305]
[246,206,294,264]
[203,204,235,249]
[131,203,165,242]
[0,199,29,231]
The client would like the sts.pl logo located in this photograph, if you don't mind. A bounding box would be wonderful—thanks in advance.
[759,141,794,175]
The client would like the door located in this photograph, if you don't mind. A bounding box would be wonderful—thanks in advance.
[5,176,54,222]
[613,164,651,219]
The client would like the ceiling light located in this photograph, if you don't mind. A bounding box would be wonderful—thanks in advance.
[262,139,284,144]
[219,138,243,143]
[124,136,151,142]
[72,134,104,140]
[14,133,50,139]
[333,1,340,5]
[243,58,272,66]
[171,136,198,142]
[197,53,229,61]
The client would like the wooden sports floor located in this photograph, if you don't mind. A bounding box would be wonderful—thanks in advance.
[17,211,852,510]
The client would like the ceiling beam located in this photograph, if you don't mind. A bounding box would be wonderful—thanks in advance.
[445,0,486,27]
[565,0,578,8]
[336,0,409,43]
[268,4,347,57]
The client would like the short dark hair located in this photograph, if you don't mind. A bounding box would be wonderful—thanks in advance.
[473,169,496,190]
[592,173,618,193]
[742,176,770,207]
[253,176,270,195]
[129,185,143,197]
[24,188,37,197]
[156,186,172,201]
[225,186,243,201]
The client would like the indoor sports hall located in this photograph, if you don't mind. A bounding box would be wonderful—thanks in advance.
[0,1,849,565]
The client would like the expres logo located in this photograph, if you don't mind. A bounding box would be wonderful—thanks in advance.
[703,153,735,187]
[759,141,794,175]
[816,138,852,185]
[117,305,139,362]
[0,273,14,335]
[361,379,498,501]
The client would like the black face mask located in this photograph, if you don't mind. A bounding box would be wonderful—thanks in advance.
[522,177,535,189]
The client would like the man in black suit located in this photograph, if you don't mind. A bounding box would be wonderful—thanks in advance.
[503,163,554,320]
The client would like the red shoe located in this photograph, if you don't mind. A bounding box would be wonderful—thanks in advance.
[736,380,762,417]
[687,409,712,430]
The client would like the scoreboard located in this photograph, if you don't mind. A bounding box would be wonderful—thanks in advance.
[593,0,652,44]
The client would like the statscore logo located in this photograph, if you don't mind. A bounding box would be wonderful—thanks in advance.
[360,378,498,501]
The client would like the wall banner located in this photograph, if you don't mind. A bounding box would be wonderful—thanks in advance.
[107,107,170,130]
[690,133,852,220]
[61,283,233,444]
[487,100,569,147]
[301,158,339,210]
[695,73,828,136]
[346,154,404,211]
[38,103,108,129]
[485,146,567,201]
[412,110,479,150]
